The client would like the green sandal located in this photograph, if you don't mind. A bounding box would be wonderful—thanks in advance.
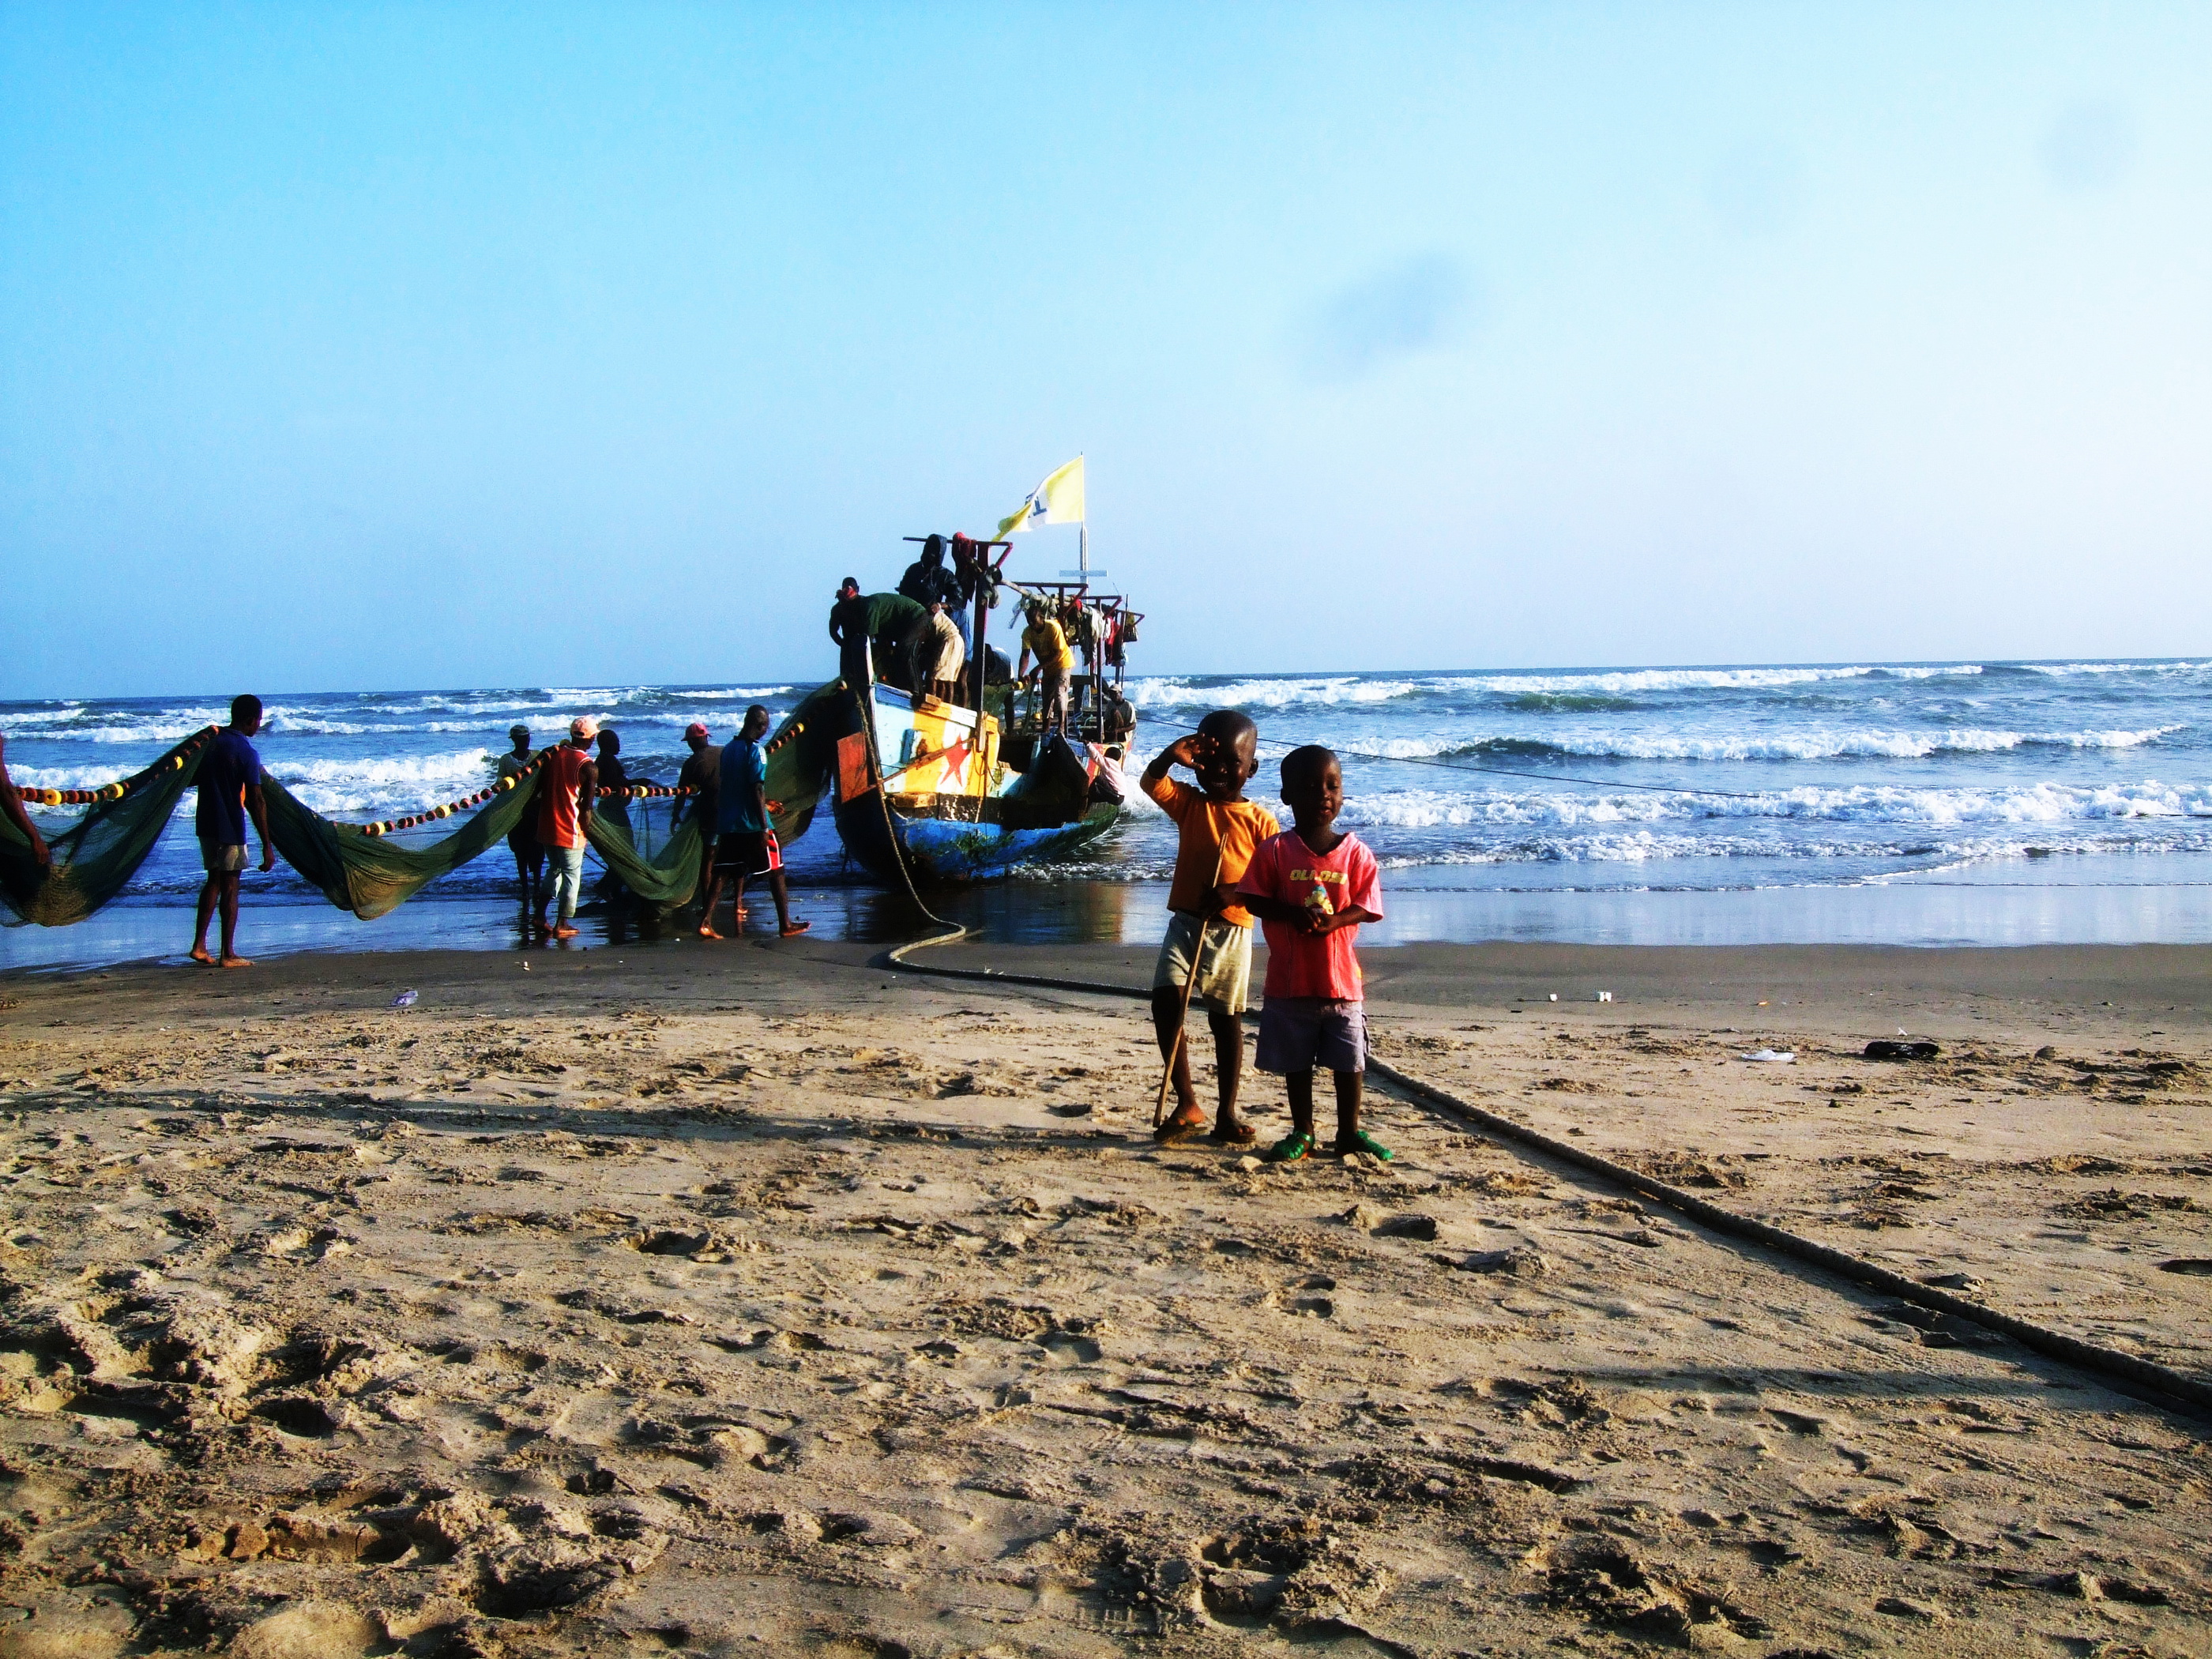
[1268,1130,1315,1164]
[1334,1129,1395,1162]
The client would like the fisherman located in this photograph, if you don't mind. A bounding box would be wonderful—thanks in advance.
[830,585,928,693]
[496,724,543,909]
[700,705,810,939]
[594,728,632,833]
[898,533,963,612]
[535,717,599,942]
[1236,745,1390,1164]
[672,721,721,907]
[0,734,51,874]
[909,596,967,704]
[946,532,989,657]
[1018,600,1075,736]
[828,577,872,689]
[1142,710,1277,1146]
[189,694,276,969]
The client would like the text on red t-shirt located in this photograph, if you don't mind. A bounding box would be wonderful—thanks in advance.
[1236,830,1382,1001]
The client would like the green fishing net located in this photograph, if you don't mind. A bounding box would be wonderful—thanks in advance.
[0,734,213,926]
[0,679,850,928]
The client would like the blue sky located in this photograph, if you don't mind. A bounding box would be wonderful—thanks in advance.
[3,3,2208,698]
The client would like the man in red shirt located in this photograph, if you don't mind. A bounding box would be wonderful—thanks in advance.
[535,717,600,941]
[1236,744,1390,1164]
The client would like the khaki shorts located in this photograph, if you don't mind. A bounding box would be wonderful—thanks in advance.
[1152,911,1253,1016]
[200,839,247,873]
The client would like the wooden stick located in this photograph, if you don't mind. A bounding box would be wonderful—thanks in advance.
[1153,848,1226,1130]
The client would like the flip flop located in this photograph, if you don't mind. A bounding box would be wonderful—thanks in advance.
[1209,1120,1258,1146]
[780,921,812,937]
[1333,1129,1394,1162]
[1268,1130,1315,1164]
[1154,1109,1207,1146]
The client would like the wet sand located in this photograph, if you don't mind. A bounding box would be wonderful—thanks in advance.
[0,939,2206,1656]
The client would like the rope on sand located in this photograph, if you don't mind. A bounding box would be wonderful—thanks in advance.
[876,927,2212,1420]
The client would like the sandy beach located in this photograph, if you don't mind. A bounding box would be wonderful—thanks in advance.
[0,937,2206,1657]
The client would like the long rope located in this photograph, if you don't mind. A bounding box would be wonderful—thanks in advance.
[876,923,2212,1420]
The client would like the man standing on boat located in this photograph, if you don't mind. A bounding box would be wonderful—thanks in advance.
[910,597,967,704]
[899,534,962,612]
[1019,600,1075,736]
[830,580,927,693]
[829,577,872,690]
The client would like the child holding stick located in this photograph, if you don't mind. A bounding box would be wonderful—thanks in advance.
[1142,710,1278,1145]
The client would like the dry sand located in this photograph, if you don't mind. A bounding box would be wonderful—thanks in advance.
[0,935,2206,1657]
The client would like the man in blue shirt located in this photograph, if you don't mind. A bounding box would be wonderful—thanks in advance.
[698,705,808,939]
[191,694,276,967]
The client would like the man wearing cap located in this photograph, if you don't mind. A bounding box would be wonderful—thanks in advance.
[535,717,600,941]
[672,721,721,910]
[497,724,543,911]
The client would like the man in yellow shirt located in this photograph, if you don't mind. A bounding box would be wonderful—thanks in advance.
[1017,600,1075,735]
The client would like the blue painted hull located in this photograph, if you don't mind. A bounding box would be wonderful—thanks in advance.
[827,684,1125,886]
[835,793,1119,885]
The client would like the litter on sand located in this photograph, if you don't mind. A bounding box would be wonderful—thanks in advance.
[1739,1048,1796,1063]
[390,990,418,1008]
[1864,1039,1939,1060]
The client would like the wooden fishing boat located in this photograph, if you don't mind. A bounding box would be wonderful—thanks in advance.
[822,555,1142,886]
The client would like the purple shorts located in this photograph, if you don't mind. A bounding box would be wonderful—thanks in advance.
[1255,996,1367,1075]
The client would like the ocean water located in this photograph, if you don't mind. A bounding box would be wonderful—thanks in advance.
[6,659,2211,967]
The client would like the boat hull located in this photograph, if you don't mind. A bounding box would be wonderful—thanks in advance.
[833,792,1120,885]
[826,683,1126,885]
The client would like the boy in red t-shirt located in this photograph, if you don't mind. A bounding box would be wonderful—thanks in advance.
[1236,745,1390,1164]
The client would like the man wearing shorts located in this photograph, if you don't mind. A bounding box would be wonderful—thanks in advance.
[700,705,809,939]
[497,724,544,908]
[190,694,276,968]
[673,721,721,910]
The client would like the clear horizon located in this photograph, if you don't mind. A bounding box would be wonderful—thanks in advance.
[6,6,2210,701]
[6,651,2208,710]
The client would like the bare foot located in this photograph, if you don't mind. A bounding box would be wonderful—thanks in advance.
[188,946,213,965]
[697,924,723,939]
[550,925,579,941]
[779,920,811,937]
[218,954,253,969]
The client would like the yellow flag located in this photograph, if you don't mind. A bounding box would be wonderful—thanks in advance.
[995,455,1085,538]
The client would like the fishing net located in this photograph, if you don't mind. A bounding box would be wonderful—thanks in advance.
[0,679,850,929]
[0,732,213,926]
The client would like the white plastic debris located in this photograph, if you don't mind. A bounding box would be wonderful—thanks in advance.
[1597,991,1612,1003]
[1548,993,1559,1002]
[1738,1048,1796,1063]
[390,989,418,1008]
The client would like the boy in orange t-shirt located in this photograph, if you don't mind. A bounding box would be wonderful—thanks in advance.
[1142,709,1279,1145]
